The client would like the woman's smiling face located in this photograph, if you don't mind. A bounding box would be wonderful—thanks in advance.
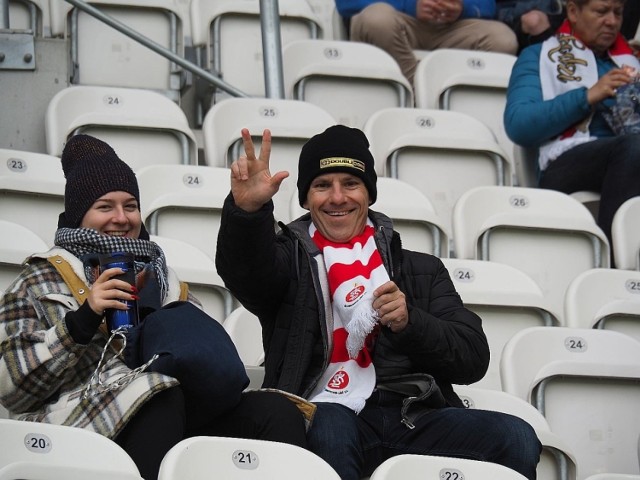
[80,191,142,239]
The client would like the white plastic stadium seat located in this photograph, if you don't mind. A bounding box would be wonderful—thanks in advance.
[612,196,640,270]
[368,177,450,257]
[565,268,640,343]
[442,258,558,391]
[454,385,577,480]
[222,306,265,389]
[501,326,640,479]
[190,0,322,103]
[0,148,65,246]
[305,0,347,40]
[45,86,198,171]
[201,97,336,223]
[283,39,413,128]
[49,0,190,98]
[369,453,527,480]
[9,0,51,37]
[157,436,341,480]
[0,418,143,480]
[223,306,264,366]
[413,49,518,182]
[150,235,237,322]
[137,164,230,263]
[452,186,610,324]
[364,108,512,235]
[0,220,49,292]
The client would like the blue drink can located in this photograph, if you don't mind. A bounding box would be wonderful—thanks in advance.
[99,252,139,332]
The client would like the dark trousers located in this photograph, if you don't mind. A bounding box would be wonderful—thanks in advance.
[307,390,542,480]
[114,387,307,480]
[539,134,640,265]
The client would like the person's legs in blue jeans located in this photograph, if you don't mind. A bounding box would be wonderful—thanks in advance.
[358,391,542,479]
[306,402,363,480]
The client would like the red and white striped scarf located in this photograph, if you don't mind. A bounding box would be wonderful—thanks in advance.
[307,220,389,413]
[538,20,640,170]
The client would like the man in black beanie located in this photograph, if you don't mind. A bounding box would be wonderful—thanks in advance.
[216,126,541,480]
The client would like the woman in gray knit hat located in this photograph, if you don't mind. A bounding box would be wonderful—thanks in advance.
[0,135,307,480]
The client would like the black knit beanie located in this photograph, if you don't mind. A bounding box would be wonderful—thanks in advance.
[58,134,141,229]
[297,125,377,207]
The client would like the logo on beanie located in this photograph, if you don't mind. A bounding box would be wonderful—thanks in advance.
[320,157,365,172]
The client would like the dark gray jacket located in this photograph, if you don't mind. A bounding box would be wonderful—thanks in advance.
[216,194,489,407]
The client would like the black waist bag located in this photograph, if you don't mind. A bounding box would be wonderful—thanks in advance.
[377,373,447,429]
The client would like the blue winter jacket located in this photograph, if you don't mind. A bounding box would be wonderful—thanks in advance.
[335,0,497,20]
[504,42,617,150]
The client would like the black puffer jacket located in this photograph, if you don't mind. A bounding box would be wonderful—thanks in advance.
[216,195,489,407]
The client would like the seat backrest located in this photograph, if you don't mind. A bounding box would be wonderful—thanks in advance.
[283,39,413,128]
[289,177,450,257]
[49,0,190,95]
[373,177,450,257]
[0,220,49,292]
[501,326,640,479]
[363,108,512,235]
[454,385,577,480]
[414,48,517,180]
[201,97,336,223]
[0,148,65,246]
[9,0,51,36]
[442,258,558,390]
[223,306,264,366]
[612,196,640,270]
[564,268,640,343]
[157,436,341,480]
[150,235,236,321]
[369,453,528,480]
[513,145,540,188]
[305,0,347,40]
[0,418,143,480]
[138,165,230,262]
[45,85,198,170]
[452,186,610,323]
[190,0,322,99]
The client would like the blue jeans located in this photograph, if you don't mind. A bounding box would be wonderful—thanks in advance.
[307,390,541,480]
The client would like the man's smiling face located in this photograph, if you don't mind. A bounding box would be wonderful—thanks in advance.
[304,173,370,243]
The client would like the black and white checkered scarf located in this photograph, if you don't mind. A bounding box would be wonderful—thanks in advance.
[54,227,169,301]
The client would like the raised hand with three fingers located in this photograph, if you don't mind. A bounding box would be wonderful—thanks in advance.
[230,128,290,213]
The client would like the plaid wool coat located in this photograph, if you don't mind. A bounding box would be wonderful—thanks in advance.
[0,247,185,439]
